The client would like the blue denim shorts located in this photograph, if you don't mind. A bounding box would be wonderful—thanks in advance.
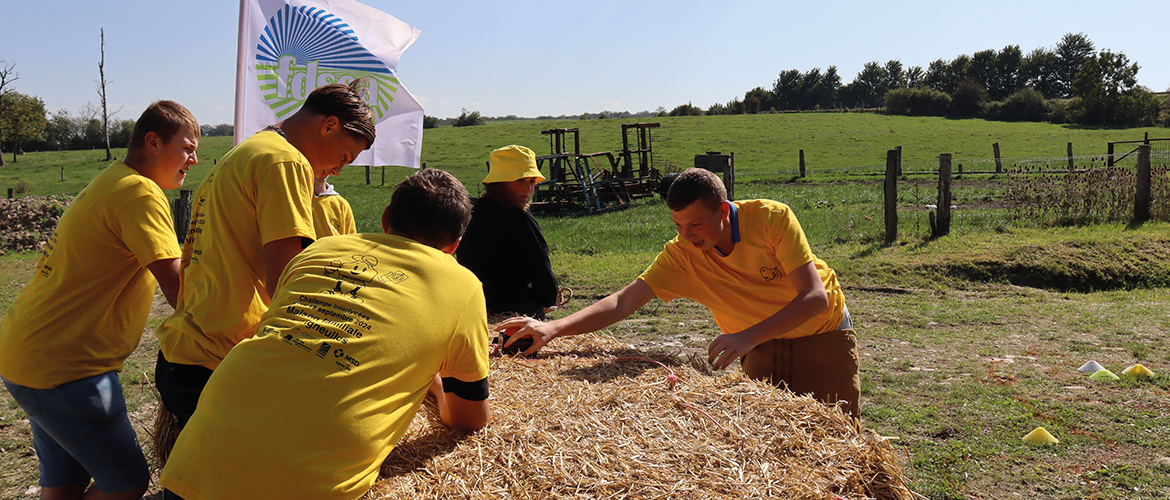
[2,372,150,492]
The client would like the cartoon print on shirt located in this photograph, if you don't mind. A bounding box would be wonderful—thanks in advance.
[323,255,378,302]
[322,255,409,302]
[760,266,781,282]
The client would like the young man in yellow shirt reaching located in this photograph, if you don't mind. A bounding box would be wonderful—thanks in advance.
[0,101,199,500]
[500,168,860,418]
[160,169,491,500]
[154,81,375,429]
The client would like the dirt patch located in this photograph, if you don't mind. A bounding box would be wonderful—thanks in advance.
[0,196,72,255]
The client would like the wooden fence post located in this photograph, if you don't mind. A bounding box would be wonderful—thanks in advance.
[61,165,65,181]
[930,154,952,238]
[896,145,903,176]
[799,150,806,178]
[7,188,13,199]
[364,166,371,185]
[1067,142,1074,172]
[884,150,898,244]
[1134,144,1152,222]
[993,142,1003,173]
[1107,142,1115,167]
[381,166,385,186]
[173,189,192,245]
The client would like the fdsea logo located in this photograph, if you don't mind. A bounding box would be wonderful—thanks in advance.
[254,5,401,120]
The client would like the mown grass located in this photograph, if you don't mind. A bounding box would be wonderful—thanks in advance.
[2,113,1169,499]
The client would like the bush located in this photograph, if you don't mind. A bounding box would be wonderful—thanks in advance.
[669,103,703,116]
[949,79,988,118]
[1113,89,1163,127]
[884,88,951,116]
[1048,99,1072,124]
[453,108,484,127]
[422,115,439,129]
[997,88,1050,122]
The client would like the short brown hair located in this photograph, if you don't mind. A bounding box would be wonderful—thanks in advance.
[128,100,199,151]
[383,169,471,249]
[666,168,726,211]
[302,80,376,149]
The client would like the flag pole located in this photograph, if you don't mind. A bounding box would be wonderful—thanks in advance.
[232,0,250,146]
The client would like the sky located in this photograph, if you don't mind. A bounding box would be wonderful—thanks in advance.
[2,0,1168,127]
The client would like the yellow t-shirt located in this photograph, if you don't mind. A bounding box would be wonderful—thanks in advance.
[312,193,357,238]
[155,131,315,369]
[638,199,845,339]
[160,233,490,500]
[0,162,180,388]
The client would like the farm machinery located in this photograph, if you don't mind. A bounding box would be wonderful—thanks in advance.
[528,123,663,213]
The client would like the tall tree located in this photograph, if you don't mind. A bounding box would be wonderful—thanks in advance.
[0,59,18,167]
[1071,50,1141,125]
[1054,32,1095,98]
[1022,47,1060,98]
[0,92,48,163]
[995,45,1024,99]
[97,28,122,162]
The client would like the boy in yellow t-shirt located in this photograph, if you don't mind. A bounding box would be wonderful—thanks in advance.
[0,101,198,500]
[154,81,376,429]
[160,169,490,500]
[500,168,860,418]
[312,174,357,237]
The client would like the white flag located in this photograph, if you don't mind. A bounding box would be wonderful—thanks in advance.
[235,0,424,168]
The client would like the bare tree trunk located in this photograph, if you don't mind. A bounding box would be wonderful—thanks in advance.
[99,28,112,162]
[0,60,17,168]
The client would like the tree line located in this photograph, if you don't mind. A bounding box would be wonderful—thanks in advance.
[684,33,1168,127]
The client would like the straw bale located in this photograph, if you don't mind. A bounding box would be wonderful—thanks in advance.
[368,334,909,500]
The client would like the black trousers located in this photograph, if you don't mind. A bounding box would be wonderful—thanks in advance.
[154,350,214,430]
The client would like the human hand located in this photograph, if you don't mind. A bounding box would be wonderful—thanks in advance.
[495,316,556,356]
[707,332,758,371]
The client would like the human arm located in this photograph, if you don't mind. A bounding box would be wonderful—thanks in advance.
[263,236,310,298]
[428,373,490,432]
[497,278,656,355]
[521,213,559,307]
[707,260,829,370]
[146,258,181,308]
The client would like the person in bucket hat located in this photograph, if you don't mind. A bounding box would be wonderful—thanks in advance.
[457,145,559,343]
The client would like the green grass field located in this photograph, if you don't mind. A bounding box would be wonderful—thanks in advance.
[2,113,1169,499]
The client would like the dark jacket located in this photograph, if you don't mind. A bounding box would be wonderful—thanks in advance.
[456,197,558,319]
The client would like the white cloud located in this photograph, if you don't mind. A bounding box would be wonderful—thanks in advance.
[601,101,621,110]
[557,101,568,107]
[437,99,451,105]
[415,95,431,105]
[469,101,482,108]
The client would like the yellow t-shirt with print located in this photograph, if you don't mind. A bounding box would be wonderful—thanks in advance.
[312,193,357,238]
[638,199,845,339]
[155,131,315,369]
[160,233,490,500]
[0,162,181,388]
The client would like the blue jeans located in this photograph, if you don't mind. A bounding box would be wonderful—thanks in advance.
[2,372,150,492]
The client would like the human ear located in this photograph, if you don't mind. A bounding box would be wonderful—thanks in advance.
[320,116,341,135]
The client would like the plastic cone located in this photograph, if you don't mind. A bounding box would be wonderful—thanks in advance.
[1121,364,1155,379]
[1022,427,1059,444]
[1089,369,1119,381]
[1077,361,1105,373]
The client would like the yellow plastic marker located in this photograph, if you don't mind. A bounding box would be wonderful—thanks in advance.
[1089,368,1119,381]
[1022,427,1059,444]
[1121,364,1155,379]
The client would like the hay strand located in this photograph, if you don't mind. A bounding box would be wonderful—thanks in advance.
[141,371,180,468]
[368,334,910,500]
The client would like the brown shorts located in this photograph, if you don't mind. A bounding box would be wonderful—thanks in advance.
[741,329,861,419]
